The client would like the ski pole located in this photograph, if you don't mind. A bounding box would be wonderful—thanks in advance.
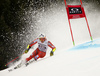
[5,52,25,66]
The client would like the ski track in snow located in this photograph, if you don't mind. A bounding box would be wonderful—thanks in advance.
[0,39,100,76]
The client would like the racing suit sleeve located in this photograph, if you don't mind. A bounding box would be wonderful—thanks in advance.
[48,41,56,52]
[29,38,38,47]
[27,38,38,49]
[25,38,38,53]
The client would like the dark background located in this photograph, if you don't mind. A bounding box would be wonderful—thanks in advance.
[0,0,100,70]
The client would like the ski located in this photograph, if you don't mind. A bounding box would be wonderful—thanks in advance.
[8,59,35,72]
[8,62,24,72]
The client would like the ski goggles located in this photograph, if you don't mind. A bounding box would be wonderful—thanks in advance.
[39,37,46,42]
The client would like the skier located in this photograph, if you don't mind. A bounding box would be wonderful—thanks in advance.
[9,34,56,71]
[24,34,56,63]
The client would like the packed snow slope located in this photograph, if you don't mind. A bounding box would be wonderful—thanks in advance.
[1,38,100,76]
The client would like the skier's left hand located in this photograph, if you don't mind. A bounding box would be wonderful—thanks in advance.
[50,48,56,56]
[50,51,54,56]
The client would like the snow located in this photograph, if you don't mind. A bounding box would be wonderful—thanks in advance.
[1,1,100,76]
[0,39,100,76]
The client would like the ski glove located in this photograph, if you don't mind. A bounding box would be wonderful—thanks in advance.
[24,45,31,53]
[50,51,54,56]
[50,48,56,56]
[25,50,28,53]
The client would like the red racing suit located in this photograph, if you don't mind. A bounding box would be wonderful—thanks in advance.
[26,38,56,61]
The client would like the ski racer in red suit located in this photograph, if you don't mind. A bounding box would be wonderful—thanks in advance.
[24,34,56,62]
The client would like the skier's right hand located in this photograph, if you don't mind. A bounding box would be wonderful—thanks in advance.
[24,45,31,54]
[25,50,28,53]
